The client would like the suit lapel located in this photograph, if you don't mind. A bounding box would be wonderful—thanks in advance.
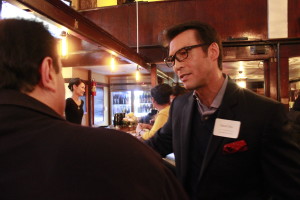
[198,80,240,181]
[180,94,195,181]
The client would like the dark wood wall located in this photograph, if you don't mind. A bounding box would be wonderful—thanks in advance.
[288,0,300,37]
[81,0,268,47]
[79,0,97,10]
[79,0,300,105]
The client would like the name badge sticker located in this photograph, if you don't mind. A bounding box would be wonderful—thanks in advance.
[213,118,241,139]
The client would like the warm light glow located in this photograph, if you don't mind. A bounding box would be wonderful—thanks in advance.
[238,61,245,76]
[237,79,247,88]
[61,37,68,57]
[239,61,244,71]
[135,69,140,81]
[110,57,116,71]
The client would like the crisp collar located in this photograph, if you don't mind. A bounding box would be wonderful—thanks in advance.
[193,74,228,109]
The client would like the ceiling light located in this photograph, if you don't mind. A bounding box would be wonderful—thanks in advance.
[60,31,68,57]
[110,56,116,71]
[136,65,140,81]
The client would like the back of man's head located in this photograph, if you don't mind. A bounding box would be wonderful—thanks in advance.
[0,19,59,93]
[151,83,172,105]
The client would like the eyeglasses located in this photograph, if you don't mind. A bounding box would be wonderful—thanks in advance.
[164,43,208,68]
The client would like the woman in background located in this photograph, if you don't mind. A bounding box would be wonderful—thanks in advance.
[65,78,85,125]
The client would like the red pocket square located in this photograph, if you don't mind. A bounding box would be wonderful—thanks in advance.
[223,140,248,154]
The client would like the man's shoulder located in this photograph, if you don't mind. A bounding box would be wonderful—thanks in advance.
[227,82,281,107]
[242,88,281,107]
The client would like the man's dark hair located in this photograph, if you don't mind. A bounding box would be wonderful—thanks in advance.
[0,19,59,92]
[172,83,188,97]
[151,83,172,105]
[162,21,223,69]
[68,78,84,92]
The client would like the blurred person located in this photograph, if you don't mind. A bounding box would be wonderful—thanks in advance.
[137,83,172,140]
[138,108,158,124]
[65,78,85,124]
[292,90,300,111]
[288,91,300,140]
[170,82,188,102]
[0,18,188,200]
[145,21,300,199]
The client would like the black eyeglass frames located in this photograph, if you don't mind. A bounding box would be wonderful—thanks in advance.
[164,43,208,68]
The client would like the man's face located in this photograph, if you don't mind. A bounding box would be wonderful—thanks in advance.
[169,29,214,91]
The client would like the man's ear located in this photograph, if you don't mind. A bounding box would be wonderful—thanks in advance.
[40,57,56,92]
[208,42,220,62]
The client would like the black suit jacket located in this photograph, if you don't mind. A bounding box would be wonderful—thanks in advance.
[146,80,300,199]
[0,89,188,200]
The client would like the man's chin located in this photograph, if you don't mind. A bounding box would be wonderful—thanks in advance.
[183,83,193,91]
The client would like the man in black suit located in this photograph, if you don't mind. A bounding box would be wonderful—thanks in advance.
[146,21,300,199]
[0,19,188,199]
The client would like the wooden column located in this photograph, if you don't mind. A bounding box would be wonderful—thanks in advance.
[263,60,270,97]
[279,57,289,110]
[108,76,111,126]
[269,57,278,100]
[150,64,157,87]
[88,70,93,127]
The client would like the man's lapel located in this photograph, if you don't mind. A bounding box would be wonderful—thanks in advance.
[198,80,240,181]
[180,94,195,180]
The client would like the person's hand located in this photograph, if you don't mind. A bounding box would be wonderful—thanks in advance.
[136,123,151,137]
[140,123,152,130]
[149,119,155,125]
[136,123,143,133]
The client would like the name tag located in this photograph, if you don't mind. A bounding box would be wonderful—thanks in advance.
[213,118,241,139]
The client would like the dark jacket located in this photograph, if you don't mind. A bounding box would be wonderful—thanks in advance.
[146,80,300,200]
[0,89,188,200]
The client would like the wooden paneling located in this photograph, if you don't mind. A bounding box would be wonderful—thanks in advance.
[82,5,131,45]
[79,0,97,10]
[82,0,268,47]
[263,60,270,97]
[280,43,300,58]
[81,0,268,64]
[193,0,267,40]
[288,0,300,37]
[280,57,289,109]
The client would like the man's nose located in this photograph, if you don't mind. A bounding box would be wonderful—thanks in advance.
[173,62,184,72]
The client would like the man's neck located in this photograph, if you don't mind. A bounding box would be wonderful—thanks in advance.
[195,74,225,107]
[155,103,169,111]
